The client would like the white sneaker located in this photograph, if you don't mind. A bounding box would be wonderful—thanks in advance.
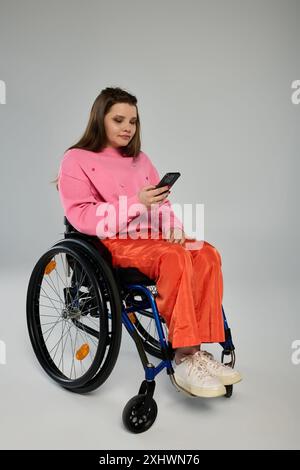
[174,355,226,398]
[193,350,242,386]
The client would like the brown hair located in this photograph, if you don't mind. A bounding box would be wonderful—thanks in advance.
[51,86,141,190]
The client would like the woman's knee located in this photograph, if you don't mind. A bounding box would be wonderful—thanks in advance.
[197,241,222,266]
[160,243,192,271]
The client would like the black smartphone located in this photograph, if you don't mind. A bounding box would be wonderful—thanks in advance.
[155,172,181,193]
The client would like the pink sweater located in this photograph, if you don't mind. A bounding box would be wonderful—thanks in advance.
[58,146,183,238]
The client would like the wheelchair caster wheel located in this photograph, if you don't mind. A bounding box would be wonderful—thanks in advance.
[225,385,233,398]
[122,394,158,433]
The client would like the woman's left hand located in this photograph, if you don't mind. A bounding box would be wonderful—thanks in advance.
[164,227,186,245]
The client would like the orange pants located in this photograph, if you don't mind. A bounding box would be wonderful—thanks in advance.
[101,231,225,349]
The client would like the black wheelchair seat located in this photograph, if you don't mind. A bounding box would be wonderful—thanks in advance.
[63,216,155,286]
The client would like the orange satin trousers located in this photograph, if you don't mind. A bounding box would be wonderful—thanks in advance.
[101,231,225,349]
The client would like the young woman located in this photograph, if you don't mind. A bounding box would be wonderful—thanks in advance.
[55,86,242,398]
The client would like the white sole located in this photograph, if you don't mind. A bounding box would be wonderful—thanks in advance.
[175,376,226,398]
[219,373,242,386]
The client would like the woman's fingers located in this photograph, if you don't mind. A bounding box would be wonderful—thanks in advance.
[154,185,169,195]
[140,185,170,207]
[152,191,170,203]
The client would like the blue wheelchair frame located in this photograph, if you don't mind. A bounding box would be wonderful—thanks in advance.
[121,281,236,393]
[63,216,236,401]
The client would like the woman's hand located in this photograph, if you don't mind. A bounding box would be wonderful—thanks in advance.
[164,227,186,245]
[138,185,170,208]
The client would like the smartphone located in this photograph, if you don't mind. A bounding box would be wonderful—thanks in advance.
[155,172,181,193]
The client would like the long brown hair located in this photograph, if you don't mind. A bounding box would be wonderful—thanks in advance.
[51,87,141,189]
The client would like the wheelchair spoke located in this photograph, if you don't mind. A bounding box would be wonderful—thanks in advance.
[70,319,98,349]
[69,321,97,361]
[68,325,77,380]
[43,317,65,340]
[40,294,62,304]
[39,306,62,312]
[59,319,68,374]
[85,315,100,329]
[52,319,70,363]
[40,286,62,316]
[47,321,72,354]
[42,277,65,308]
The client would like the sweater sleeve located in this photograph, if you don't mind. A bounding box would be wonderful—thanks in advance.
[145,155,184,232]
[58,154,147,238]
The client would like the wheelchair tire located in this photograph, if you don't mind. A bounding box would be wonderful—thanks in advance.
[122,394,158,433]
[27,244,122,391]
[225,385,233,398]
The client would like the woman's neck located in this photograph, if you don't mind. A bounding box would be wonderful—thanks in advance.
[99,146,125,158]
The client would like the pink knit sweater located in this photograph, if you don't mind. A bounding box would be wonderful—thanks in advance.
[58,146,183,239]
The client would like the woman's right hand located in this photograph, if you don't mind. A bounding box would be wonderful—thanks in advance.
[138,185,170,208]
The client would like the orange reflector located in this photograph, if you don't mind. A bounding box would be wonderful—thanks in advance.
[75,343,90,361]
[128,312,137,324]
[44,259,56,275]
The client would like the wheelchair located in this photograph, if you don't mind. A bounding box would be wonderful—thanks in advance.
[26,216,236,433]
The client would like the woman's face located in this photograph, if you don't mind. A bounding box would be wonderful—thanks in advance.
[104,102,137,148]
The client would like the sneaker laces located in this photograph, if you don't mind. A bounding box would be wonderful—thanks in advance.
[194,350,230,371]
[181,354,213,378]
[200,350,214,360]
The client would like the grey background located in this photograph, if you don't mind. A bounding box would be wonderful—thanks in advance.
[0,0,299,449]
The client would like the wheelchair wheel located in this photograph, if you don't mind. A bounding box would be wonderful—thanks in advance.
[225,385,233,398]
[122,394,158,433]
[27,244,122,391]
